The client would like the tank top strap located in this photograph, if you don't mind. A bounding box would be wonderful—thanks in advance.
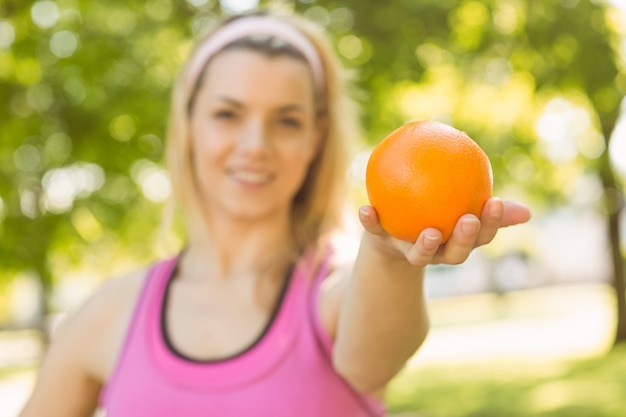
[99,257,178,408]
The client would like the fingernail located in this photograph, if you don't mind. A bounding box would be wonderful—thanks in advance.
[424,234,441,250]
[491,197,503,218]
[462,218,480,235]
[359,207,370,217]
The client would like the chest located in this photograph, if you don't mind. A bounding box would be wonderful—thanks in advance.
[163,278,283,360]
[99,258,385,416]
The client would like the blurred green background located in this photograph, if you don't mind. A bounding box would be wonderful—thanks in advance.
[1,0,626,416]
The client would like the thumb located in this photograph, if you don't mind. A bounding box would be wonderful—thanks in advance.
[359,206,388,236]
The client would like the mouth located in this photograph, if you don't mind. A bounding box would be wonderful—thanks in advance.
[229,169,273,185]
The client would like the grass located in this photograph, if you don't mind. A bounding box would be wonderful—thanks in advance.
[1,284,621,417]
[2,341,626,417]
[386,345,626,417]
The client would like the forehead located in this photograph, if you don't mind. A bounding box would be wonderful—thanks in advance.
[197,49,316,106]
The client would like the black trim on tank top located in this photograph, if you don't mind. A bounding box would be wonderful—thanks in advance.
[160,260,294,364]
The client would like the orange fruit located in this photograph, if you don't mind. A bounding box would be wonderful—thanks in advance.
[365,120,492,243]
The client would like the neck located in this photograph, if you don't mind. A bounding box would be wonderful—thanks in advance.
[182,212,297,281]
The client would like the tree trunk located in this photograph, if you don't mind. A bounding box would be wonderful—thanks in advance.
[604,184,626,345]
[598,121,626,345]
[609,207,626,344]
[602,176,626,345]
[35,264,54,347]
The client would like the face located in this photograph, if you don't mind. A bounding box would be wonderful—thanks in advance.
[189,49,321,224]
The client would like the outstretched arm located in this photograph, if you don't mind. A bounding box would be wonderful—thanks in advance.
[330,197,531,394]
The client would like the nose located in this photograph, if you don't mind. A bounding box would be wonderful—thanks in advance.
[238,118,270,154]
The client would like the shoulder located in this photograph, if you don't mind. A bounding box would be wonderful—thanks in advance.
[64,266,149,335]
[53,265,152,381]
[18,266,153,417]
[85,267,149,318]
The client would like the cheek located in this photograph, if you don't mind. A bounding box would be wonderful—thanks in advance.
[190,121,223,161]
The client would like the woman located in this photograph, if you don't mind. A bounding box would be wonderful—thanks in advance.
[19,9,531,417]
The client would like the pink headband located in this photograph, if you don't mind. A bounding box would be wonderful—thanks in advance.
[187,16,324,90]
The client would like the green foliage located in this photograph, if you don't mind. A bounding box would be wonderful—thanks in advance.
[0,0,206,307]
[386,346,626,416]
[307,0,623,202]
[0,0,624,319]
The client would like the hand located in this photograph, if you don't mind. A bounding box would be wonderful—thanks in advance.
[359,197,532,267]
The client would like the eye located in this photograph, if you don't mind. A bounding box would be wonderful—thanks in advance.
[279,117,303,128]
[213,109,237,120]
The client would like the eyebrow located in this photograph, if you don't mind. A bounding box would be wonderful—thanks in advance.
[214,96,306,113]
[215,96,243,108]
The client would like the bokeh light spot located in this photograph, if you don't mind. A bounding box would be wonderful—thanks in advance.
[42,163,105,213]
[50,30,78,58]
[13,144,42,173]
[145,0,173,22]
[71,207,102,242]
[219,0,258,14]
[0,21,15,49]
[109,114,137,142]
[131,159,171,202]
[338,35,362,60]
[535,98,593,163]
[31,1,59,29]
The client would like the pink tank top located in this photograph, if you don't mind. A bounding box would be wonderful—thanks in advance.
[99,251,386,416]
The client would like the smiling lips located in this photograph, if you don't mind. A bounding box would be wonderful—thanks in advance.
[230,169,273,185]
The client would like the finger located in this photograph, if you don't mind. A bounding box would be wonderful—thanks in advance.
[405,228,443,266]
[475,197,504,247]
[435,215,480,265]
[501,201,532,227]
[358,206,388,236]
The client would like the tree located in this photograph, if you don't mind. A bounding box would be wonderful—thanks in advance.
[303,0,625,344]
[1,0,624,346]
[0,0,201,330]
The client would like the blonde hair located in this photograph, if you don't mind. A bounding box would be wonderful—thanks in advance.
[164,9,361,254]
